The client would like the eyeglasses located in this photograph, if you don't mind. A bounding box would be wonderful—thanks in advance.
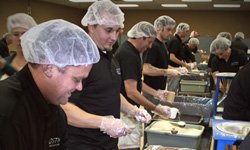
[12,31,26,37]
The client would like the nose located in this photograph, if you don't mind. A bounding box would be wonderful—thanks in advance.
[75,82,82,91]
[111,32,119,41]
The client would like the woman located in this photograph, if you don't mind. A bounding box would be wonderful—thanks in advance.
[0,13,37,79]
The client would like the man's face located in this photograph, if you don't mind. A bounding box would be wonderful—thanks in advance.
[48,65,92,105]
[89,24,121,51]
[215,48,230,60]
[160,26,174,41]
[179,30,189,42]
[139,37,155,53]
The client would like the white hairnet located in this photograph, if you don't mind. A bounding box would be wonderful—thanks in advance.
[210,37,231,54]
[81,0,124,27]
[154,15,176,31]
[216,32,232,41]
[235,32,244,40]
[127,21,156,38]
[21,19,100,68]
[176,22,190,33]
[7,13,37,33]
[188,37,199,47]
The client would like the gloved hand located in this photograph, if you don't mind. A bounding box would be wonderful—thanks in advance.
[100,116,131,138]
[183,63,192,71]
[177,67,188,74]
[188,62,197,69]
[165,69,181,77]
[154,104,171,119]
[154,90,168,101]
[127,106,152,123]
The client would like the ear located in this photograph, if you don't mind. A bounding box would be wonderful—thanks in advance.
[87,25,95,34]
[42,64,53,78]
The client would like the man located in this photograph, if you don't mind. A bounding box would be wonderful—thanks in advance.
[208,32,233,91]
[168,22,191,69]
[115,21,175,150]
[183,37,200,65]
[231,32,248,54]
[167,22,191,92]
[61,1,151,150]
[222,62,250,121]
[0,19,100,150]
[142,16,181,105]
[210,37,248,93]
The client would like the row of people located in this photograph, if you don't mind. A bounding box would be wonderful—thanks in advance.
[0,1,180,150]
[1,1,249,150]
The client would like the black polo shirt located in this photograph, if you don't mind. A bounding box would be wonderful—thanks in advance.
[183,44,195,63]
[211,48,248,73]
[223,62,250,121]
[0,65,67,150]
[68,49,121,150]
[167,34,186,67]
[143,38,169,90]
[115,40,142,107]
[231,39,248,54]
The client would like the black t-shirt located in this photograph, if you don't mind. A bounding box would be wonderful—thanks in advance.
[183,44,195,63]
[208,53,216,68]
[167,34,186,67]
[68,50,121,150]
[143,38,169,90]
[0,65,67,150]
[223,62,250,121]
[115,40,142,106]
[231,39,248,54]
[211,48,248,73]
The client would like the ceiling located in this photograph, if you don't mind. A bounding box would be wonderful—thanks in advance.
[39,0,250,11]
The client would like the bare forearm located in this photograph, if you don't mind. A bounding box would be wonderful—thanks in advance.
[126,89,156,111]
[61,102,103,128]
[170,54,186,67]
[142,82,157,96]
[143,63,166,76]
[120,94,136,114]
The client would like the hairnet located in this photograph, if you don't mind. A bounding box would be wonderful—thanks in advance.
[216,32,232,41]
[154,15,176,31]
[188,37,199,47]
[21,19,100,68]
[234,32,244,40]
[81,0,124,27]
[175,22,190,33]
[7,13,37,33]
[210,37,231,54]
[127,21,156,38]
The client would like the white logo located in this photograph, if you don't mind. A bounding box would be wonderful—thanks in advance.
[48,137,60,147]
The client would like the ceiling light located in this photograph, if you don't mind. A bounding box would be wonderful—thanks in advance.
[182,0,211,2]
[116,4,139,7]
[244,0,250,2]
[213,4,240,8]
[69,0,96,2]
[161,4,188,8]
[123,0,152,2]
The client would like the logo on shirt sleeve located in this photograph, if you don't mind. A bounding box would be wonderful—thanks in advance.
[116,68,121,75]
[231,61,239,66]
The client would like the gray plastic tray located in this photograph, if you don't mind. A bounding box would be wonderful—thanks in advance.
[180,80,207,93]
[145,120,205,149]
